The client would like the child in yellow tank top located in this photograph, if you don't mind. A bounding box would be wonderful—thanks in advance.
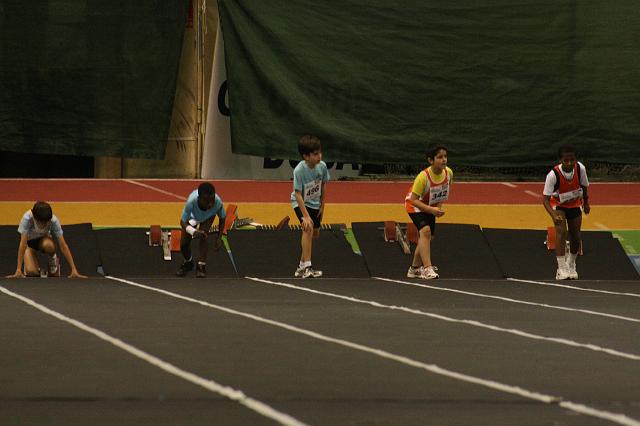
[405,145,452,279]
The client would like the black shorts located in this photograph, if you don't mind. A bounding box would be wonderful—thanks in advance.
[408,212,436,235]
[27,237,44,251]
[555,207,582,220]
[294,206,322,229]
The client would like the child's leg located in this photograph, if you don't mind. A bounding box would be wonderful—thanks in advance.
[197,217,215,263]
[39,237,60,275]
[180,230,193,261]
[300,226,313,262]
[416,225,433,267]
[567,215,582,254]
[554,211,568,257]
[39,237,56,256]
[23,248,40,276]
[411,248,423,268]
[565,212,582,279]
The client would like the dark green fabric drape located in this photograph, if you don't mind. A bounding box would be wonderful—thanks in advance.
[0,1,189,158]
[219,0,640,165]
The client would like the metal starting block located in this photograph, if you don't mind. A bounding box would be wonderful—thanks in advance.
[147,226,178,261]
[381,221,417,255]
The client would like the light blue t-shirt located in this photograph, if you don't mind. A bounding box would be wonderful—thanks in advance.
[290,161,330,209]
[18,210,63,240]
[180,190,226,223]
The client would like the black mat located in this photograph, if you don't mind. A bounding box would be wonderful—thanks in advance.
[95,228,237,278]
[352,222,504,279]
[483,228,640,280]
[229,228,370,278]
[0,223,101,277]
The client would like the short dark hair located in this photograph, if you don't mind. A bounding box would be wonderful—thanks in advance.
[298,135,322,156]
[558,144,576,158]
[427,144,448,161]
[198,182,216,198]
[32,201,52,222]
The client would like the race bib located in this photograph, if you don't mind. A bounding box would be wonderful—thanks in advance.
[304,180,321,201]
[429,183,449,205]
[558,188,582,203]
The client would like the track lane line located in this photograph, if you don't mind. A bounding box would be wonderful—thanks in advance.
[98,276,640,425]
[507,278,640,298]
[124,179,187,201]
[0,285,307,426]
[241,277,640,360]
[374,277,640,324]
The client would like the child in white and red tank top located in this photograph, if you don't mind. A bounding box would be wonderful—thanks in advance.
[543,144,590,280]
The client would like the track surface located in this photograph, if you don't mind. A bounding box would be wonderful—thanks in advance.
[1,276,639,425]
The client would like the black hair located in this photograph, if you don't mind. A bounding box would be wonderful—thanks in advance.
[558,144,576,158]
[198,182,216,198]
[426,144,448,161]
[32,201,53,222]
[298,135,322,156]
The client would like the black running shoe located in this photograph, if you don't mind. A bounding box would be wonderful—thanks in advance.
[176,260,194,277]
[196,263,206,278]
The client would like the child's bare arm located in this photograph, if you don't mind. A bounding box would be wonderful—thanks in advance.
[410,193,443,217]
[319,182,327,217]
[7,234,28,278]
[543,196,563,224]
[57,235,87,278]
[582,186,590,214]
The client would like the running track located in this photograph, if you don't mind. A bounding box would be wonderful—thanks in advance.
[0,179,638,230]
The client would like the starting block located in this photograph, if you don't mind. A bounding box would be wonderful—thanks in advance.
[147,225,175,261]
[382,221,411,254]
[223,204,238,235]
[545,227,583,255]
[170,229,182,252]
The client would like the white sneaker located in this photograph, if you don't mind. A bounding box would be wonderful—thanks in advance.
[48,255,60,277]
[302,267,323,278]
[406,266,423,278]
[555,265,571,280]
[566,263,578,280]
[420,266,439,280]
[294,267,306,278]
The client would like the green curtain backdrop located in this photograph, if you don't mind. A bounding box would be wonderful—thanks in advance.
[0,1,189,159]
[218,0,640,166]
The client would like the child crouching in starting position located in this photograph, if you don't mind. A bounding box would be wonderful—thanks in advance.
[291,135,329,278]
[543,144,590,280]
[405,144,452,280]
[176,182,225,278]
[7,201,87,278]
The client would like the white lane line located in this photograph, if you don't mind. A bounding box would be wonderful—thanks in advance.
[243,277,640,361]
[501,182,518,188]
[0,286,307,426]
[100,277,640,425]
[524,190,543,198]
[595,222,610,231]
[507,278,640,298]
[374,277,640,324]
[124,179,187,201]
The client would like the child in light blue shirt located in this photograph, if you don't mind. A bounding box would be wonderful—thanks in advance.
[176,182,226,278]
[290,135,330,278]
